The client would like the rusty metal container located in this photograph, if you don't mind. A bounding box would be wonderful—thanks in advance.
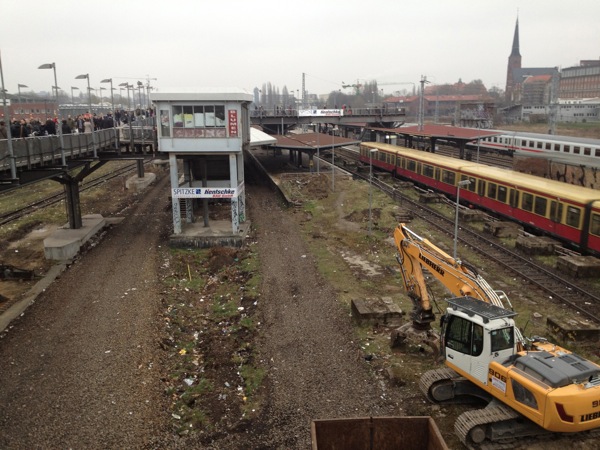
[311,416,449,450]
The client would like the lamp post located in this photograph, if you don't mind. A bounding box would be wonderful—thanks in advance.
[119,82,131,111]
[331,131,335,192]
[101,78,118,149]
[368,148,378,235]
[453,179,471,260]
[70,86,79,105]
[99,87,106,106]
[136,81,143,109]
[38,63,60,118]
[76,73,97,158]
[17,83,27,106]
[39,62,65,164]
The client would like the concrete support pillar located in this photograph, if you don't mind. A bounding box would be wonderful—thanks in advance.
[64,179,83,229]
[229,153,239,233]
[236,152,246,223]
[183,159,194,224]
[169,153,182,234]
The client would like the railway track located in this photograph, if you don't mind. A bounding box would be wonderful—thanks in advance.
[0,162,140,226]
[324,145,600,326]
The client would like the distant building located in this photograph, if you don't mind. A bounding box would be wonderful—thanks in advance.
[559,60,600,99]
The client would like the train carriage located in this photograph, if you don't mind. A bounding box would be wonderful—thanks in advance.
[359,142,600,256]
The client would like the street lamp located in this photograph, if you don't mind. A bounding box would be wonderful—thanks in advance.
[369,149,378,235]
[453,179,471,260]
[119,82,131,111]
[100,78,115,114]
[136,81,143,109]
[39,62,65,165]
[70,86,79,105]
[76,73,97,157]
[17,83,27,106]
[99,87,106,104]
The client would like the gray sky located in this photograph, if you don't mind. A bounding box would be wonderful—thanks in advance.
[1,0,599,98]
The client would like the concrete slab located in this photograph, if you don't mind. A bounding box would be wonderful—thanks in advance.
[126,172,156,192]
[351,297,404,326]
[484,221,523,238]
[556,255,600,279]
[169,220,251,248]
[43,214,106,261]
[516,235,560,255]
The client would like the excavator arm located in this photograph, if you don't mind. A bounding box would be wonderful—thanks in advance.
[391,223,520,349]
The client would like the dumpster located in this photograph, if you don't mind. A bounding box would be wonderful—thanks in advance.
[311,416,449,450]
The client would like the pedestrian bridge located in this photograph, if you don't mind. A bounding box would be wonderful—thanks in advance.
[251,107,406,133]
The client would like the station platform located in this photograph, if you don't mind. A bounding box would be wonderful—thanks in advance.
[169,220,251,249]
[43,214,111,261]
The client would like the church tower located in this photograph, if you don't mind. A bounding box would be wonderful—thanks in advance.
[505,18,522,102]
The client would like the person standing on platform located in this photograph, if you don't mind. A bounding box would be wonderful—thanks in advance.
[83,118,93,134]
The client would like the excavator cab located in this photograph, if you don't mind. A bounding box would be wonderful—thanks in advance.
[441,297,518,386]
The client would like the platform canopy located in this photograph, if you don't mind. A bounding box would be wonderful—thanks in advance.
[250,127,277,147]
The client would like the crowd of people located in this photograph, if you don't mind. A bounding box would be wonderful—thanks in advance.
[0,108,154,140]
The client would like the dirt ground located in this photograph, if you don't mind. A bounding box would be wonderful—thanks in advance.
[0,162,599,450]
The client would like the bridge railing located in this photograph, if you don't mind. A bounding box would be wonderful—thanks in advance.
[250,107,405,118]
[0,129,118,172]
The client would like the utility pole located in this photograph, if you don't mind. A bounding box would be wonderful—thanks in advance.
[418,75,429,131]
[548,67,559,135]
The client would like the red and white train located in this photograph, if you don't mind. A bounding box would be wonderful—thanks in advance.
[466,130,600,167]
[360,142,600,256]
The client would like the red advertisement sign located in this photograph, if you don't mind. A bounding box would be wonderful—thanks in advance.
[228,110,238,137]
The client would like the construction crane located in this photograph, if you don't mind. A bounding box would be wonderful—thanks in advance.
[341,80,362,95]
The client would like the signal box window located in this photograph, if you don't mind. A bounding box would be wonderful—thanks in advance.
[566,206,581,228]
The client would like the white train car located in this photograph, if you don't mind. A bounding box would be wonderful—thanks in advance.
[468,131,600,167]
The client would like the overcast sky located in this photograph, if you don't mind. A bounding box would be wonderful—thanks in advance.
[1,0,599,99]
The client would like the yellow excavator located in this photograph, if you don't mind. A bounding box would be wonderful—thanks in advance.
[392,223,600,448]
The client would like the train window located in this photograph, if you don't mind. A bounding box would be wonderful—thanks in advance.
[554,144,560,152]
[574,146,581,155]
[537,141,543,149]
[534,197,547,216]
[406,160,417,172]
[584,147,591,156]
[591,213,600,237]
[564,145,570,153]
[434,168,441,181]
[416,162,422,174]
[529,141,534,148]
[442,170,455,185]
[423,164,435,178]
[467,178,476,192]
[498,186,507,203]
[510,189,519,207]
[566,206,581,228]
[487,183,497,199]
[477,180,485,196]
[522,193,534,212]
[550,201,563,222]
[545,143,551,150]
[596,149,600,157]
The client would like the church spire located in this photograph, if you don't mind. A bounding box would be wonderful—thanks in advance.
[511,17,521,57]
